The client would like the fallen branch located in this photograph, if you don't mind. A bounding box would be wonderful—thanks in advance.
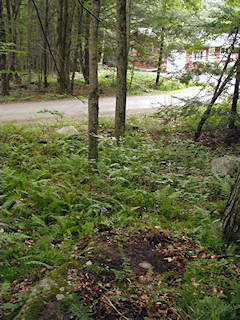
[103,295,129,320]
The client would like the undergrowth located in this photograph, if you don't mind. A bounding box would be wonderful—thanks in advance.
[1,70,186,103]
[1,116,239,319]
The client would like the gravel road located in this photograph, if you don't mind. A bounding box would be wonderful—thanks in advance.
[1,87,202,122]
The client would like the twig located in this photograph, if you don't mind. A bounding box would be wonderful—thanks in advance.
[103,295,129,320]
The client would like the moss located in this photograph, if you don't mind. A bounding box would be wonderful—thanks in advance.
[13,261,80,320]
[12,239,121,320]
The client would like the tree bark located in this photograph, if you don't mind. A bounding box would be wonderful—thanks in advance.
[43,0,49,88]
[79,5,90,85]
[114,0,128,140]
[222,170,240,242]
[126,0,131,56]
[88,0,100,164]
[156,32,164,85]
[6,0,22,84]
[56,0,75,93]
[27,0,32,91]
[229,50,240,130]
[0,0,9,95]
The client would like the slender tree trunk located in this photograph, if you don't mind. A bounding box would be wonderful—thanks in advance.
[43,0,49,88]
[27,0,32,91]
[56,0,66,93]
[114,0,128,140]
[71,5,84,93]
[65,0,76,88]
[7,0,22,84]
[56,0,75,93]
[222,170,240,242]
[229,52,240,130]
[71,42,79,94]
[126,0,131,56]
[195,30,239,141]
[79,6,90,85]
[88,0,100,164]
[0,0,9,95]
[156,32,164,85]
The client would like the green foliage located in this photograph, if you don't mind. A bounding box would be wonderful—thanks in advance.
[175,257,239,320]
[61,293,93,320]
[1,117,239,319]
[98,69,185,94]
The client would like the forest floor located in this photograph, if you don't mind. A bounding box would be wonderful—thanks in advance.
[1,113,240,320]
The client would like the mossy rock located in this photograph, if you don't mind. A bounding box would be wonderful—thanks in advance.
[13,261,79,320]
[11,239,105,320]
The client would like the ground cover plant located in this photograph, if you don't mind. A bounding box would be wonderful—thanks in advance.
[1,115,240,320]
[1,70,186,103]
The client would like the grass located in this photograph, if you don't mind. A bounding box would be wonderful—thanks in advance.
[1,115,239,319]
[1,69,186,103]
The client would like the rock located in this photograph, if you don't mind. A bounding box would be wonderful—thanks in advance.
[56,294,65,301]
[13,262,77,320]
[81,124,88,132]
[211,156,240,177]
[139,261,152,270]
[56,125,79,137]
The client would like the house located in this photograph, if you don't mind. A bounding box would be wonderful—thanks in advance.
[132,32,239,73]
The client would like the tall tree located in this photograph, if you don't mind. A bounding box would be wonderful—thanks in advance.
[222,170,240,242]
[43,0,49,88]
[0,0,9,95]
[6,0,22,84]
[79,3,90,85]
[155,31,164,84]
[88,0,100,164]
[114,0,128,140]
[56,0,76,93]
[126,0,131,55]
[27,0,32,91]
[229,48,240,130]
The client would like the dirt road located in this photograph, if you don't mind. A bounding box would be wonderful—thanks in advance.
[1,87,201,122]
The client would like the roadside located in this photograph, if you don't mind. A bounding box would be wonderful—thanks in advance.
[1,70,189,104]
[0,87,201,123]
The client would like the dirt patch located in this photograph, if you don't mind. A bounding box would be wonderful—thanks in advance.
[150,129,240,151]
[4,229,214,320]
[67,230,201,319]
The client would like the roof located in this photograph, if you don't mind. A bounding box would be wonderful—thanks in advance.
[205,33,240,48]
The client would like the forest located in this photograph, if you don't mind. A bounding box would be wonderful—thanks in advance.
[1,0,240,319]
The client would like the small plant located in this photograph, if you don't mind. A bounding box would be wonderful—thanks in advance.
[61,293,93,320]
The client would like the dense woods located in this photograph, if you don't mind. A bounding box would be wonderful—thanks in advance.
[1,0,240,319]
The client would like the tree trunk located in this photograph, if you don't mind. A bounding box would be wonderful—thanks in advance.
[56,0,75,93]
[229,51,240,130]
[88,0,100,164]
[114,0,128,140]
[6,0,22,84]
[65,0,76,89]
[156,32,164,85]
[0,0,9,95]
[222,170,240,242]
[71,42,79,94]
[126,0,131,56]
[79,5,90,85]
[43,0,49,88]
[27,0,32,91]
